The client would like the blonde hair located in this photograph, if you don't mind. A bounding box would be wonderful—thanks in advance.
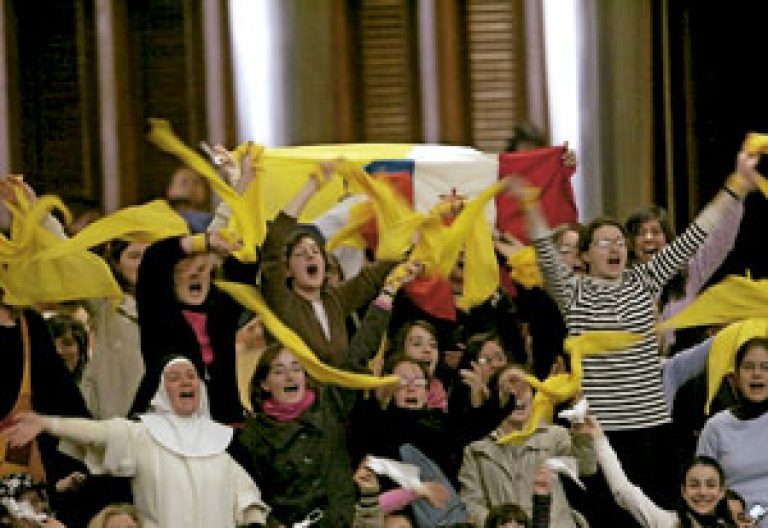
[87,504,142,528]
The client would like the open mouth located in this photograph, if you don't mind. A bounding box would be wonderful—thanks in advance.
[179,390,196,399]
[306,263,319,277]
[283,385,299,394]
[404,396,419,406]
[188,281,203,294]
[749,382,766,390]
[607,256,621,266]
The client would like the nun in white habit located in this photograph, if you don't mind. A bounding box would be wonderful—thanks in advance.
[5,357,269,528]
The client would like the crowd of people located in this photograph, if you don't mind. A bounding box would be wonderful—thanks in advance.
[1,130,767,528]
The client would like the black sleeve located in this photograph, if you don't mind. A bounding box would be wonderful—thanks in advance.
[515,287,566,380]
[131,237,187,415]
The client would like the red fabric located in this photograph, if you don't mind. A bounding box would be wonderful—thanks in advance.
[495,146,578,244]
[361,171,415,250]
[404,277,457,321]
[182,310,214,366]
[262,388,316,422]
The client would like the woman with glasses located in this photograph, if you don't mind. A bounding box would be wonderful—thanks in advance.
[508,146,761,525]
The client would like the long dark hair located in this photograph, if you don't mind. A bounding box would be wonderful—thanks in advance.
[676,455,735,528]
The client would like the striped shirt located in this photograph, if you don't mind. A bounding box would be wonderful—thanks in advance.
[533,223,708,431]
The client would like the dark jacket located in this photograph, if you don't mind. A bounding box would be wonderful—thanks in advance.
[351,401,462,485]
[231,303,392,528]
[130,236,256,423]
[260,212,394,366]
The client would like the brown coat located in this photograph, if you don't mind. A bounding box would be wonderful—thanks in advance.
[260,212,394,366]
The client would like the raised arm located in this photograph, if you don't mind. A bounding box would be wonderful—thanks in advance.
[502,177,577,309]
[662,337,713,410]
[5,412,107,450]
[635,150,759,296]
[343,261,424,373]
[588,417,670,525]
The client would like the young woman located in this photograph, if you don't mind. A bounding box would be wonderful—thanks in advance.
[510,149,760,512]
[591,416,736,527]
[230,263,417,527]
[260,167,396,367]
[5,357,269,528]
[697,337,768,527]
[78,241,148,419]
[458,364,595,528]
[380,320,448,411]
[625,200,743,354]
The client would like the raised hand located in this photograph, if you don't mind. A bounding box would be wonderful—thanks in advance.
[533,464,554,496]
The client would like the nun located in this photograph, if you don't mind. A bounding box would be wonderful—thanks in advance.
[4,357,269,528]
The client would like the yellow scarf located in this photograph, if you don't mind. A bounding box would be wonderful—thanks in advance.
[0,191,121,305]
[658,275,768,331]
[147,119,264,262]
[215,280,398,390]
[497,331,641,444]
[506,246,544,290]
[32,200,189,262]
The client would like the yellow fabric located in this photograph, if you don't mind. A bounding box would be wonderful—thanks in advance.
[434,182,505,310]
[0,191,121,306]
[326,201,375,252]
[506,246,544,290]
[497,331,641,445]
[33,200,189,262]
[456,208,498,311]
[146,119,263,262]
[741,133,768,198]
[705,318,768,413]
[335,161,423,260]
[259,144,412,221]
[215,280,399,390]
[329,161,503,309]
[658,275,768,331]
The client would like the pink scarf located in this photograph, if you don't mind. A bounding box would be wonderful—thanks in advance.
[262,389,316,421]
[427,378,448,411]
[182,310,214,366]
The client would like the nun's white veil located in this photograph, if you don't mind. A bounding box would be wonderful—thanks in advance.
[139,357,232,456]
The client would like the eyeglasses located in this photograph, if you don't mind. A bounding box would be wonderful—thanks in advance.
[478,353,506,365]
[397,377,429,388]
[591,238,626,250]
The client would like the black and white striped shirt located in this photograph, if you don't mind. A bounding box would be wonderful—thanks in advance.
[534,223,708,431]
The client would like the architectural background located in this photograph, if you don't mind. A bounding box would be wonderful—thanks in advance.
[2,0,767,276]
